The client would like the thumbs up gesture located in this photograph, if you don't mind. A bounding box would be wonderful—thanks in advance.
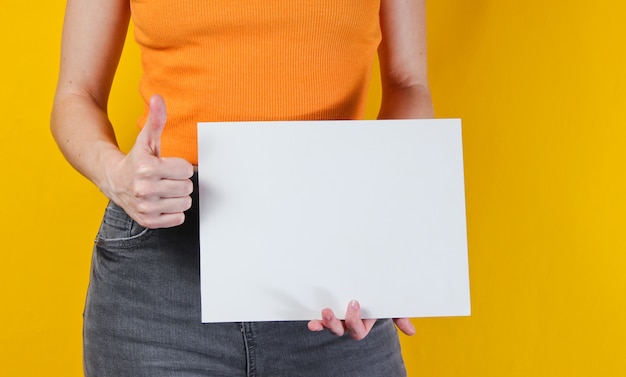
[102,94,194,228]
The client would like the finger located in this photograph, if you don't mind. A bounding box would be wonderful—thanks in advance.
[135,196,192,217]
[136,94,167,157]
[344,300,376,340]
[158,157,195,180]
[155,178,194,199]
[321,308,346,337]
[138,211,186,229]
[129,175,191,200]
[307,320,325,332]
[393,318,416,336]
[157,196,193,214]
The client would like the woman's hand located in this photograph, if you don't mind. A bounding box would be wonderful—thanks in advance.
[101,94,194,229]
[307,300,416,340]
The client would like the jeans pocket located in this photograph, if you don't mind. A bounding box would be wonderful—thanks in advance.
[95,201,152,249]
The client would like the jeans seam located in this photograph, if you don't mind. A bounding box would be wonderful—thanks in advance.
[242,322,257,377]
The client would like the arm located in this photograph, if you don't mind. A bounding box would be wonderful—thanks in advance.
[51,0,130,188]
[378,0,434,119]
[308,0,431,339]
[51,0,193,228]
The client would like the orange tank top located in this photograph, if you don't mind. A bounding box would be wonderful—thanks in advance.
[130,0,382,164]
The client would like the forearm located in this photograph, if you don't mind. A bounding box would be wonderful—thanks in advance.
[377,83,434,119]
[50,93,125,194]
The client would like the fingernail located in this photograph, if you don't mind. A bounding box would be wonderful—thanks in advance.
[349,300,359,310]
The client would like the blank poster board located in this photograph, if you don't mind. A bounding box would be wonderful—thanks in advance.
[197,119,470,322]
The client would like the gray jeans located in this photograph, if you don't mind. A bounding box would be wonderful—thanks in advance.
[83,175,407,377]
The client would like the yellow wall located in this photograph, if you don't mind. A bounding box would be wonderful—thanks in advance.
[1,1,625,376]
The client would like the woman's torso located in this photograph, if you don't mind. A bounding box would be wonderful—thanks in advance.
[131,0,382,164]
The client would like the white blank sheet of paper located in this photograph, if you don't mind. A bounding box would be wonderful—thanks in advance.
[197,119,470,322]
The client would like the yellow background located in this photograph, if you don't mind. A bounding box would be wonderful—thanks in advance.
[1,1,625,376]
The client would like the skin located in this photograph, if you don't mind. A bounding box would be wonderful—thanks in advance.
[51,0,433,341]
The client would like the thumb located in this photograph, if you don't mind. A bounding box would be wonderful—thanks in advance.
[136,94,167,157]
